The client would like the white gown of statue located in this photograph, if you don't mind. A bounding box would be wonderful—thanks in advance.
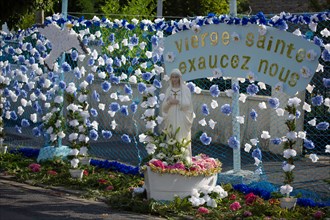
[162,70,194,159]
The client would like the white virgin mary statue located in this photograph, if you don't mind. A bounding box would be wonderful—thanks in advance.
[162,68,194,160]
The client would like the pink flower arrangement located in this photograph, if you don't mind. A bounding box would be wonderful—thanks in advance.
[98,179,107,184]
[245,192,257,205]
[147,154,221,177]
[47,170,57,176]
[28,163,41,172]
[105,185,114,191]
[229,201,241,211]
[197,207,210,214]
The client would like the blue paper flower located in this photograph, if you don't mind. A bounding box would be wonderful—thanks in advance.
[61,62,71,72]
[20,65,28,73]
[220,104,231,116]
[108,33,115,42]
[102,130,112,139]
[268,97,280,109]
[322,49,330,62]
[210,85,220,97]
[296,110,301,119]
[15,125,22,133]
[151,35,158,46]
[32,126,41,137]
[130,34,138,45]
[10,111,18,120]
[186,82,196,93]
[304,139,315,150]
[110,74,120,84]
[271,138,282,145]
[89,129,99,141]
[120,105,129,116]
[138,82,147,93]
[86,73,94,84]
[200,132,212,145]
[90,108,98,117]
[71,50,78,61]
[92,90,100,102]
[106,64,113,73]
[250,109,258,120]
[130,102,137,113]
[29,57,35,64]
[74,68,81,79]
[311,95,323,106]
[110,102,120,112]
[153,79,162,88]
[124,84,132,95]
[316,122,329,131]
[252,148,262,160]
[323,78,330,88]
[142,72,152,81]
[232,83,240,93]
[59,81,66,89]
[21,119,30,127]
[114,57,121,67]
[121,134,131,143]
[101,81,111,92]
[201,104,209,116]
[228,136,239,149]
[246,84,259,95]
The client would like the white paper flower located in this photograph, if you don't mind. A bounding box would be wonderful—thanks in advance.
[288,97,301,107]
[66,82,77,94]
[286,131,297,140]
[320,28,330,38]
[79,146,88,156]
[258,102,267,109]
[208,119,217,129]
[282,163,295,172]
[146,143,156,154]
[244,143,252,152]
[276,108,285,116]
[238,93,247,103]
[69,133,78,141]
[129,75,137,83]
[308,118,317,126]
[300,66,312,78]
[254,157,262,166]
[195,87,202,94]
[210,100,218,109]
[250,138,259,146]
[156,116,163,124]
[257,82,266,90]
[146,120,157,130]
[298,131,306,139]
[165,52,175,63]
[225,89,234,97]
[280,184,293,196]
[199,118,207,126]
[69,148,79,156]
[324,98,330,107]
[212,68,223,78]
[325,145,330,153]
[54,95,63,104]
[30,113,37,123]
[144,109,155,117]
[55,120,62,128]
[246,71,255,82]
[17,106,24,115]
[283,149,297,159]
[303,102,311,112]
[236,116,245,124]
[261,131,271,139]
[308,22,317,32]
[274,82,283,93]
[258,25,267,35]
[292,28,301,36]
[70,158,80,168]
[316,63,324,72]
[309,154,319,163]
[98,103,105,111]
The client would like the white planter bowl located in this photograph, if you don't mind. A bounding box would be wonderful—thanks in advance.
[144,167,217,201]
[280,197,297,209]
[80,157,91,165]
[69,169,84,179]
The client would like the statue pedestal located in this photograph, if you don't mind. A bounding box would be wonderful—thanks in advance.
[144,167,217,201]
[217,170,259,185]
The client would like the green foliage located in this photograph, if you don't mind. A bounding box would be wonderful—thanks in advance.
[101,0,156,20]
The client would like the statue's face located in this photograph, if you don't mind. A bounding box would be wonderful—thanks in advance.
[170,74,180,86]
